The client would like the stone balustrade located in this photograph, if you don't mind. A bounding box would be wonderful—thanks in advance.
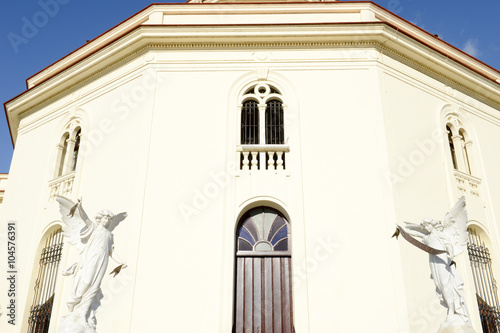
[237,145,290,171]
[49,172,75,200]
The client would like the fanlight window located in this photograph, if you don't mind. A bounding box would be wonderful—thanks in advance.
[237,208,289,254]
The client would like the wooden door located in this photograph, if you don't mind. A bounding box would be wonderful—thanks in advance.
[234,208,294,333]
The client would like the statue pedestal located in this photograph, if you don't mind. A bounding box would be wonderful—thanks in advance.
[438,315,475,333]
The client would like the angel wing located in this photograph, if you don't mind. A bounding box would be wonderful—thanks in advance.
[442,196,468,256]
[403,221,429,238]
[107,212,127,232]
[55,196,90,251]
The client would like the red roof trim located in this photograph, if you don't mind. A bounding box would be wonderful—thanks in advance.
[3,104,14,146]
[25,3,161,87]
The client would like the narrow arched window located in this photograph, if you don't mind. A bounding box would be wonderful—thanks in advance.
[27,228,64,333]
[447,126,457,170]
[459,129,471,174]
[241,100,259,144]
[57,133,69,177]
[71,129,81,172]
[265,99,284,144]
[234,207,294,332]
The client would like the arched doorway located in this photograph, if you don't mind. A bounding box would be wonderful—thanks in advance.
[234,207,294,333]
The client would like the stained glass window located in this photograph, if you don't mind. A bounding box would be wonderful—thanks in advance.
[237,207,290,255]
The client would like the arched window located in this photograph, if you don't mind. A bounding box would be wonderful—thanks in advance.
[241,100,259,145]
[50,119,82,200]
[234,207,294,332]
[238,83,288,171]
[57,133,69,177]
[27,228,64,333]
[447,125,458,170]
[445,115,476,176]
[459,129,471,174]
[70,129,81,172]
[468,227,500,332]
[265,99,284,145]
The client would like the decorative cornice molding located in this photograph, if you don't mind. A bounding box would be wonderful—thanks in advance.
[10,37,500,138]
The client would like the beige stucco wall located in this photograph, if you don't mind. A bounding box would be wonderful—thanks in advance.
[2,7,500,332]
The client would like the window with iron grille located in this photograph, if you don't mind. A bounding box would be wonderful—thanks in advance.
[265,99,284,145]
[468,228,500,332]
[241,100,259,145]
[28,228,64,333]
[238,83,288,171]
[240,84,285,146]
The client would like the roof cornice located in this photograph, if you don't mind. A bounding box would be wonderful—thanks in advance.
[4,2,500,145]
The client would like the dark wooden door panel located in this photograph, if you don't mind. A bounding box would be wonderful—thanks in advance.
[235,257,294,333]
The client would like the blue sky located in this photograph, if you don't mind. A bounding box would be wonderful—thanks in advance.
[1,0,499,173]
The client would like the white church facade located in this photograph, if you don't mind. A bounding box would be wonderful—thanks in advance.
[2,1,500,332]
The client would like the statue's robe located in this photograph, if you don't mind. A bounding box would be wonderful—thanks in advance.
[424,231,468,321]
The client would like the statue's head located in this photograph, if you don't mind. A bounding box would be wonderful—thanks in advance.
[95,209,114,227]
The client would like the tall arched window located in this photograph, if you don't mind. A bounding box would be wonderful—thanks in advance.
[238,83,288,171]
[70,129,81,172]
[234,207,294,333]
[241,100,259,145]
[468,227,500,332]
[447,125,458,170]
[265,99,284,145]
[27,228,64,333]
[57,133,69,177]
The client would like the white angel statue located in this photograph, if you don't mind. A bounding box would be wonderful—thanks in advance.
[55,196,127,333]
[394,196,475,333]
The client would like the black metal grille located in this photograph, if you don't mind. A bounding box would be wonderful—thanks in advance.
[28,229,64,333]
[241,100,259,144]
[468,228,500,332]
[265,99,284,145]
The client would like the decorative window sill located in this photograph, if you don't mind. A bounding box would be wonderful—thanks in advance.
[48,172,76,200]
[454,170,481,198]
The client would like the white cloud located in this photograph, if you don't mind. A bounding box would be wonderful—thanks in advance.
[462,38,480,58]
